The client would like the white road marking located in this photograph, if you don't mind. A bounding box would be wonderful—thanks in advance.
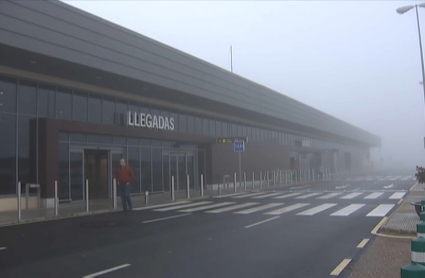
[357,238,370,248]
[389,192,406,199]
[133,201,190,211]
[364,192,384,199]
[252,193,283,199]
[234,203,283,214]
[82,264,131,278]
[397,198,404,205]
[232,192,268,199]
[244,216,279,229]
[330,259,351,276]
[340,193,362,199]
[383,184,394,189]
[273,192,302,199]
[178,202,235,212]
[295,193,322,199]
[336,184,350,189]
[142,213,192,224]
[154,201,212,212]
[290,184,310,190]
[366,204,395,217]
[317,193,341,199]
[331,204,365,216]
[297,203,337,216]
[0,247,6,251]
[264,203,310,215]
[213,192,251,198]
[205,202,258,213]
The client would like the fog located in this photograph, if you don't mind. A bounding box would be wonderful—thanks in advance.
[65,0,425,171]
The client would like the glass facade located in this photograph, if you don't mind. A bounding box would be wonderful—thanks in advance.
[0,74,358,196]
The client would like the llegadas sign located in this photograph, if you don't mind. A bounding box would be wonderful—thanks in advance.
[127,111,175,131]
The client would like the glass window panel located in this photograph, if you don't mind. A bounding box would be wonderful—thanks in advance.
[151,107,160,116]
[140,147,152,192]
[152,148,163,192]
[209,119,216,137]
[59,132,69,142]
[56,87,72,119]
[242,126,247,136]
[70,152,84,201]
[140,139,150,146]
[202,118,209,136]
[114,137,127,145]
[247,127,252,141]
[163,154,170,192]
[237,125,242,137]
[88,94,102,124]
[195,117,202,135]
[59,142,70,200]
[0,76,17,113]
[69,133,86,142]
[179,113,187,134]
[128,146,141,194]
[18,81,37,115]
[198,150,205,188]
[151,140,161,147]
[73,91,88,122]
[187,115,194,134]
[0,113,16,194]
[37,84,55,117]
[128,138,139,146]
[162,141,174,148]
[116,100,128,115]
[87,134,113,144]
[231,123,237,137]
[102,97,115,124]
[129,101,139,114]
[222,122,228,137]
[215,121,222,137]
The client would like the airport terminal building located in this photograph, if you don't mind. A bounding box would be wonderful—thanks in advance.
[0,1,380,208]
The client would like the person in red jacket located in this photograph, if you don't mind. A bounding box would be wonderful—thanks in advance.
[116,158,134,211]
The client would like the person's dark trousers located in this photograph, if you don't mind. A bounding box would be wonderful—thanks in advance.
[118,184,132,211]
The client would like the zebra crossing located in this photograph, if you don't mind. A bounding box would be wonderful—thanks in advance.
[335,175,415,182]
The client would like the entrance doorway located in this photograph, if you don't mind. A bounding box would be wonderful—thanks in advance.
[163,151,196,192]
[84,150,109,199]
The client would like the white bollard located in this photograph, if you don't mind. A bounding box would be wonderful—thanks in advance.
[260,171,263,188]
[234,173,237,193]
[171,176,175,201]
[113,178,117,209]
[267,172,270,188]
[145,191,149,205]
[85,179,89,212]
[17,182,21,221]
[200,174,204,197]
[54,180,58,216]
[244,172,247,191]
[252,172,255,190]
[186,175,190,199]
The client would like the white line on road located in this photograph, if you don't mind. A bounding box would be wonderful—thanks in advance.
[317,193,341,199]
[390,192,406,199]
[290,184,310,190]
[252,193,283,199]
[364,192,384,199]
[244,216,279,229]
[340,192,362,199]
[213,192,251,198]
[264,203,310,215]
[297,204,337,216]
[295,193,322,199]
[366,204,395,217]
[142,213,192,224]
[82,264,131,278]
[133,201,190,211]
[357,238,370,248]
[154,201,212,212]
[336,184,350,189]
[397,198,404,205]
[0,247,7,251]
[330,259,351,276]
[178,202,235,212]
[205,202,258,213]
[234,203,283,214]
[383,184,394,189]
[273,192,302,199]
[330,204,365,216]
[232,192,268,199]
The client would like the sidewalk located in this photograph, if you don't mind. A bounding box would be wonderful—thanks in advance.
[346,183,424,278]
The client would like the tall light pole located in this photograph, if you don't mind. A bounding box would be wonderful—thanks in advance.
[397,3,425,112]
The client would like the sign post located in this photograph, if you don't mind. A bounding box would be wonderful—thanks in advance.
[234,140,245,188]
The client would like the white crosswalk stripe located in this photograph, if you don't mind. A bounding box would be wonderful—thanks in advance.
[295,193,322,199]
[179,202,235,213]
[234,203,283,214]
[205,202,258,213]
[366,204,395,217]
[330,204,365,216]
[364,192,384,199]
[264,203,310,215]
[213,192,250,198]
[273,192,303,199]
[134,201,190,210]
[340,193,362,199]
[297,204,337,216]
[317,193,342,199]
[252,193,283,199]
[154,201,212,212]
[232,192,266,199]
[389,192,406,199]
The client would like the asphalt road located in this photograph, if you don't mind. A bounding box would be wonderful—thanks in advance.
[0,174,415,278]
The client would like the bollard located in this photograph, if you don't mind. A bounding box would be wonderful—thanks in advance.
[200,174,204,197]
[260,171,263,188]
[244,172,247,191]
[219,183,222,195]
[145,191,149,205]
[252,172,255,190]
[285,171,288,185]
[279,170,282,186]
[171,176,175,201]
[312,169,315,181]
[273,171,276,187]
[85,179,89,212]
[234,173,237,193]
[186,175,190,199]
[267,172,270,188]
[17,182,21,221]
[113,178,117,209]
[295,170,298,184]
[54,180,58,216]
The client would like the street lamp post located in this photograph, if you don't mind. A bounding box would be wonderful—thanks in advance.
[397,3,425,115]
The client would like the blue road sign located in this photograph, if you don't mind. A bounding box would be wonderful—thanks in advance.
[234,140,245,152]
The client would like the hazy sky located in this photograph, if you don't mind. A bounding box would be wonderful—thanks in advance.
[65,0,425,169]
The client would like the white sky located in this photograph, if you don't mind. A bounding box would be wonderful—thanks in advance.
[65,0,425,170]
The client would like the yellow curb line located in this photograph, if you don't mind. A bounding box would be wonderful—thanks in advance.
[371,216,416,239]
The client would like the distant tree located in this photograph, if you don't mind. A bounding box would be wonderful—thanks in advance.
[416,166,425,184]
